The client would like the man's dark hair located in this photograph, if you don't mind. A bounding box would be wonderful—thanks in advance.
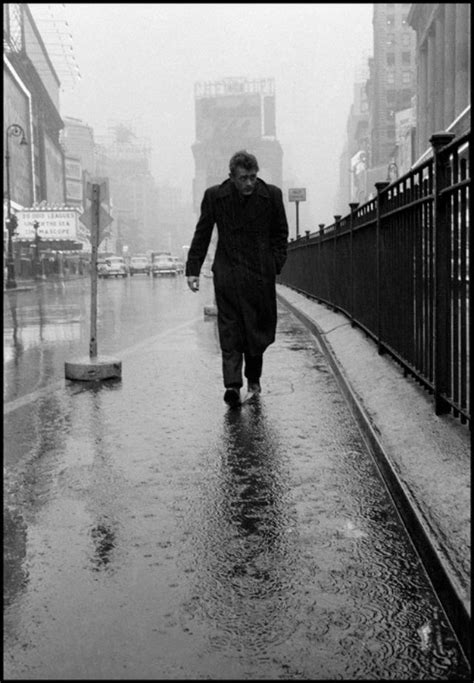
[229,150,259,176]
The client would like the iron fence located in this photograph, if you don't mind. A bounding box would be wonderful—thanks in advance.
[279,131,470,426]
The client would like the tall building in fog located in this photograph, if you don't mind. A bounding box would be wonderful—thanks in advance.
[408,3,470,162]
[61,117,95,173]
[60,117,95,214]
[367,3,417,169]
[94,123,158,253]
[191,77,283,212]
[335,3,418,211]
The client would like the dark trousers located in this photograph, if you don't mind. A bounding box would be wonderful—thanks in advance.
[222,351,263,388]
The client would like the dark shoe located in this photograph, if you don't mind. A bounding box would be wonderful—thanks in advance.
[224,387,241,407]
[247,381,261,394]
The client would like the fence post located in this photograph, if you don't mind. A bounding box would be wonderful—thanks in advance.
[430,131,455,415]
[318,224,324,301]
[375,182,390,354]
[333,216,341,311]
[349,202,359,326]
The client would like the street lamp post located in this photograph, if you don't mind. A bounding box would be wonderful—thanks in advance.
[5,123,28,290]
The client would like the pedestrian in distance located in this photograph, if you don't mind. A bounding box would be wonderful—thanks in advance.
[186,150,289,407]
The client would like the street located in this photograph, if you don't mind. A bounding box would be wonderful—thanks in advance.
[3,275,470,680]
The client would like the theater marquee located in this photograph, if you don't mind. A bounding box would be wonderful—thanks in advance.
[15,209,80,241]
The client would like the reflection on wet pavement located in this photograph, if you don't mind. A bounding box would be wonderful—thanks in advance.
[3,281,471,679]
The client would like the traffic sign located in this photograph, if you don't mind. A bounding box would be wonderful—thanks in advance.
[79,205,113,230]
[289,188,306,202]
[80,205,113,245]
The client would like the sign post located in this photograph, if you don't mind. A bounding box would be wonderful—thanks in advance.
[89,183,100,358]
[65,182,121,382]
[288,188,306,239]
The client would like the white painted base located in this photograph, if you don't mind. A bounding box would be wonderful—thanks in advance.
[65,355,122,381]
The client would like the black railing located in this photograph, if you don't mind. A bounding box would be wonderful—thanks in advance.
[279,131,470,426]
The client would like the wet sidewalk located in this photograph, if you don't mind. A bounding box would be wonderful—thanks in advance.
[276,284,471,643]
[4,275,471,678]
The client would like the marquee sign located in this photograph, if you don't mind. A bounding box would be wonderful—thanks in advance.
[15,209,80,241]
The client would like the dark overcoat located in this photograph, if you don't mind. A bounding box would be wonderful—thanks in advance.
[186,178,289,356]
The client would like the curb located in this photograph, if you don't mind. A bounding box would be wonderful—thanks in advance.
[277,290,471,665]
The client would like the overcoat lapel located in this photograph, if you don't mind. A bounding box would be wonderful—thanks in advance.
[215,181,234,225]
[215,179,271,229]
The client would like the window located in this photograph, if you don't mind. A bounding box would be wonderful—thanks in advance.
[387,71,395,84]
[387,89,396,105]
[400,89,413,108]
[387,53,395,66]
[387,15,394,26]
[402,33,411,46]
[402,71,411,84]
[402,51,411,65]
[386,33,395,46]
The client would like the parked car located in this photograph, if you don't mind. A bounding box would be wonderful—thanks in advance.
[171,256,185,274]
[129,255,150,276]
[101,256,128,278]
[151,252,177,276]
[97,258,109,278]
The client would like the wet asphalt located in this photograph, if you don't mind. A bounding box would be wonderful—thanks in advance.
[3,276,470,679]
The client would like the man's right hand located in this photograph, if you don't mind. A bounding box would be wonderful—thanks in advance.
[187,276,199,292]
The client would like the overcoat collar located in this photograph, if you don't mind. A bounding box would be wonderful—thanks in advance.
[216,178,270,225]
[216,177,270,200]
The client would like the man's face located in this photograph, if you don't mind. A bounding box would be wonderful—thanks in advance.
[231,166,258,196]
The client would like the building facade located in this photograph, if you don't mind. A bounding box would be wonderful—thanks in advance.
[3,3,90,273]
[61,116,95,174]
[407,3,471,162]
[4,3,66,208]
[191,77,283,213]
[94,123,159,254]
[335,3,418,210]
[367,3,417,169]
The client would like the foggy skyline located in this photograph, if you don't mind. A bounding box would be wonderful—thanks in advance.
[52,3,374,229]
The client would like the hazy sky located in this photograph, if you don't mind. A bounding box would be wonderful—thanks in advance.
[54,3,373,228]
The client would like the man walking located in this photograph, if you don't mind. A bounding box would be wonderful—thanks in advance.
[186,150,289,407]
